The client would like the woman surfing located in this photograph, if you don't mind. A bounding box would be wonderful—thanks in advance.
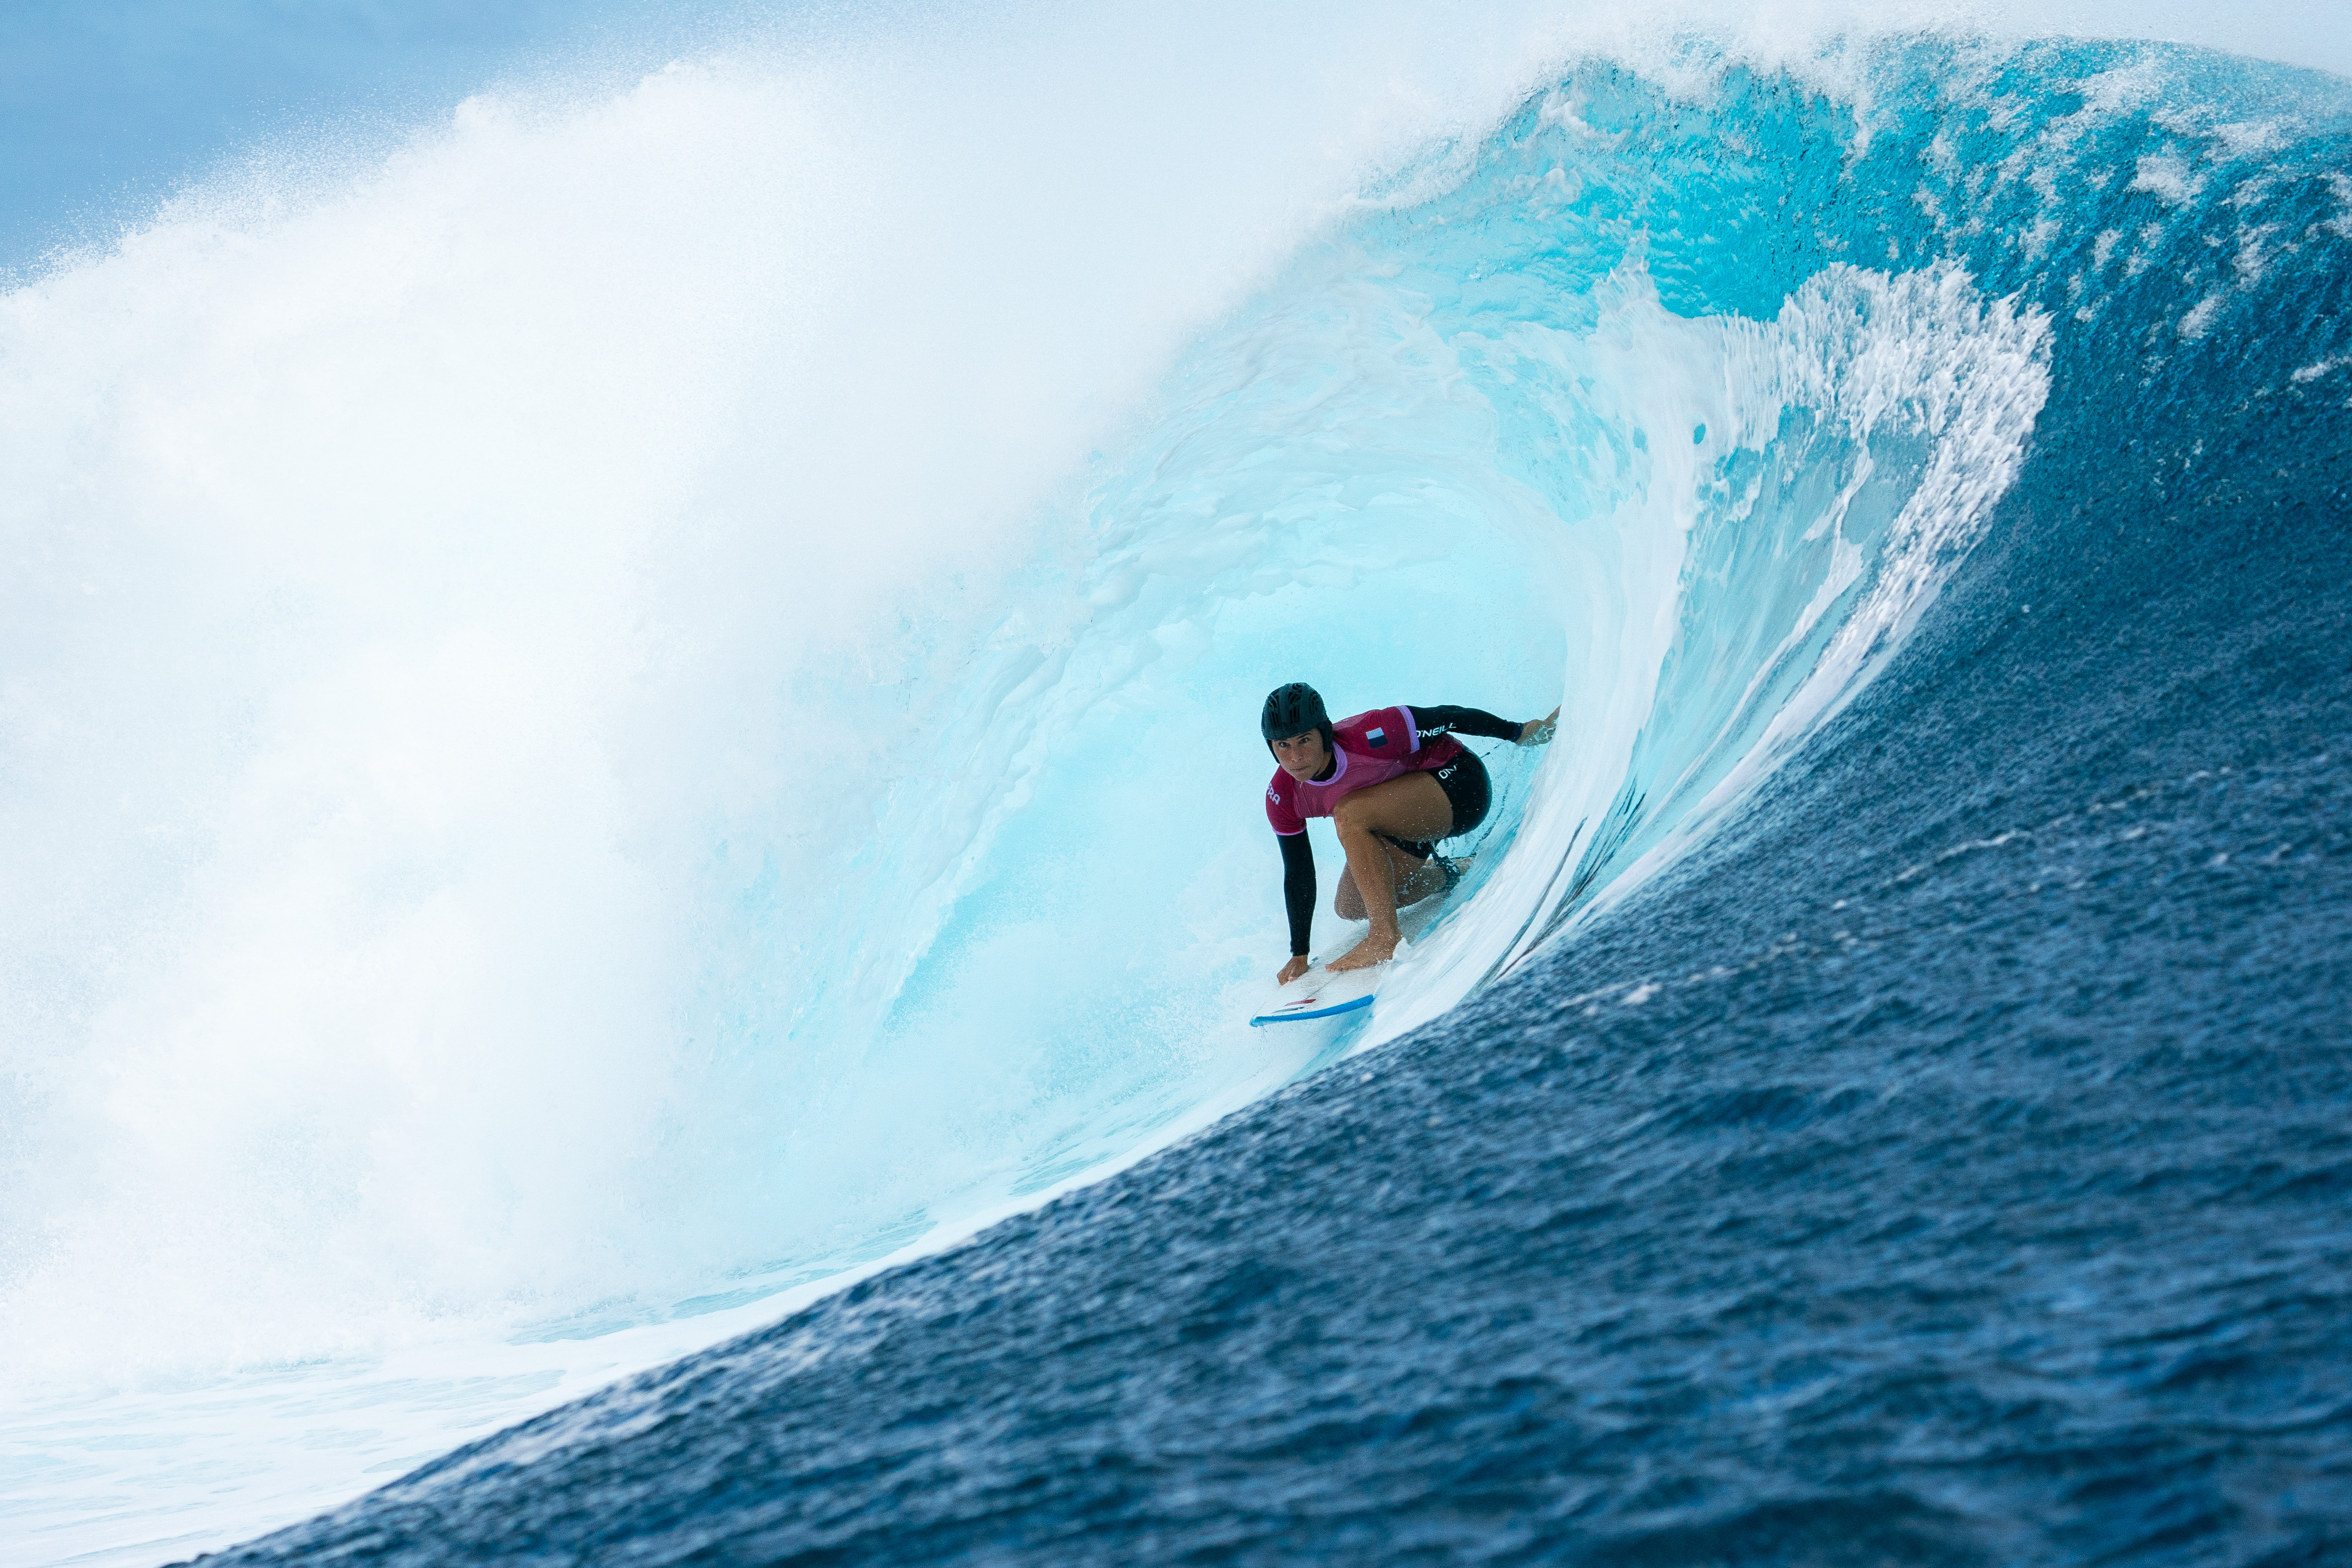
[1262,683,1559,982]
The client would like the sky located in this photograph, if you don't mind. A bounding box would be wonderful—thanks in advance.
[0,0,651,273]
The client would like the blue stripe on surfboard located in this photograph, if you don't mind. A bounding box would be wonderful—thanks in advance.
[1248,992,1374,1027]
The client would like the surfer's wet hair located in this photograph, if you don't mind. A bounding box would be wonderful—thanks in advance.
[1261,683,1333,751]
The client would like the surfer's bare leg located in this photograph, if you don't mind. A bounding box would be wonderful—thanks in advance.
[1335,845,1449,921]
[1328,773,1454,971]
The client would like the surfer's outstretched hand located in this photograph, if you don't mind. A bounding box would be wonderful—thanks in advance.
[1519,706,1561,746]
[1277,955,1311,985]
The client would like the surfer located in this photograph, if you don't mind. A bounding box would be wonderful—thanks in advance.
[1264,683,1559,982]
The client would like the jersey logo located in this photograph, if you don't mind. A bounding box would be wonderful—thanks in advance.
[1268,787,1282,803]
[1367,727,1387,747]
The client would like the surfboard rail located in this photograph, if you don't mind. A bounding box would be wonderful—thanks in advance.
[1249,991,1374,1026]
[1248,965,1378,1027]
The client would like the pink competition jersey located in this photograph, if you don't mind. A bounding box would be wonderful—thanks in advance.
[1265,706,1465,835]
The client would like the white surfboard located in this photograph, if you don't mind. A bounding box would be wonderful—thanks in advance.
[1250,881,1457,1027]
[1249,964,1379,1027]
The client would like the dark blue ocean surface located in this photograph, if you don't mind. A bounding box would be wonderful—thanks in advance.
[191,40,2351,1568]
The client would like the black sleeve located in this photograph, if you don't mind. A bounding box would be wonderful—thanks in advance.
[1278,832,1315,956]
[1407,704,1522,743]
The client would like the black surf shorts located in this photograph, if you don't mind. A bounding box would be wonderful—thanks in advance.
[1376,748,1491,863]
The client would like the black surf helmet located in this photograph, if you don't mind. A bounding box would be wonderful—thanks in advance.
[1261,683,1333,753]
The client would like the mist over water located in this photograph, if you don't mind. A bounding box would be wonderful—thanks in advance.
[3,2,2346,1563]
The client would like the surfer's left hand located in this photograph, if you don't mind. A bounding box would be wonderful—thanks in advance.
[1519,707,1560,746]
[1277,955,1310,985]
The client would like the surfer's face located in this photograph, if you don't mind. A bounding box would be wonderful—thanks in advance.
[1271,728,1327,779]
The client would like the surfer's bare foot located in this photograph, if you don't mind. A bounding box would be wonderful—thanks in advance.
[1329,928,1400,972]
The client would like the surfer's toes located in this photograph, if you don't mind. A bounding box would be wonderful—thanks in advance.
[1331,937,1399,971]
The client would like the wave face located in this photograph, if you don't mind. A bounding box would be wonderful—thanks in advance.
[7,15,2352,1568]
